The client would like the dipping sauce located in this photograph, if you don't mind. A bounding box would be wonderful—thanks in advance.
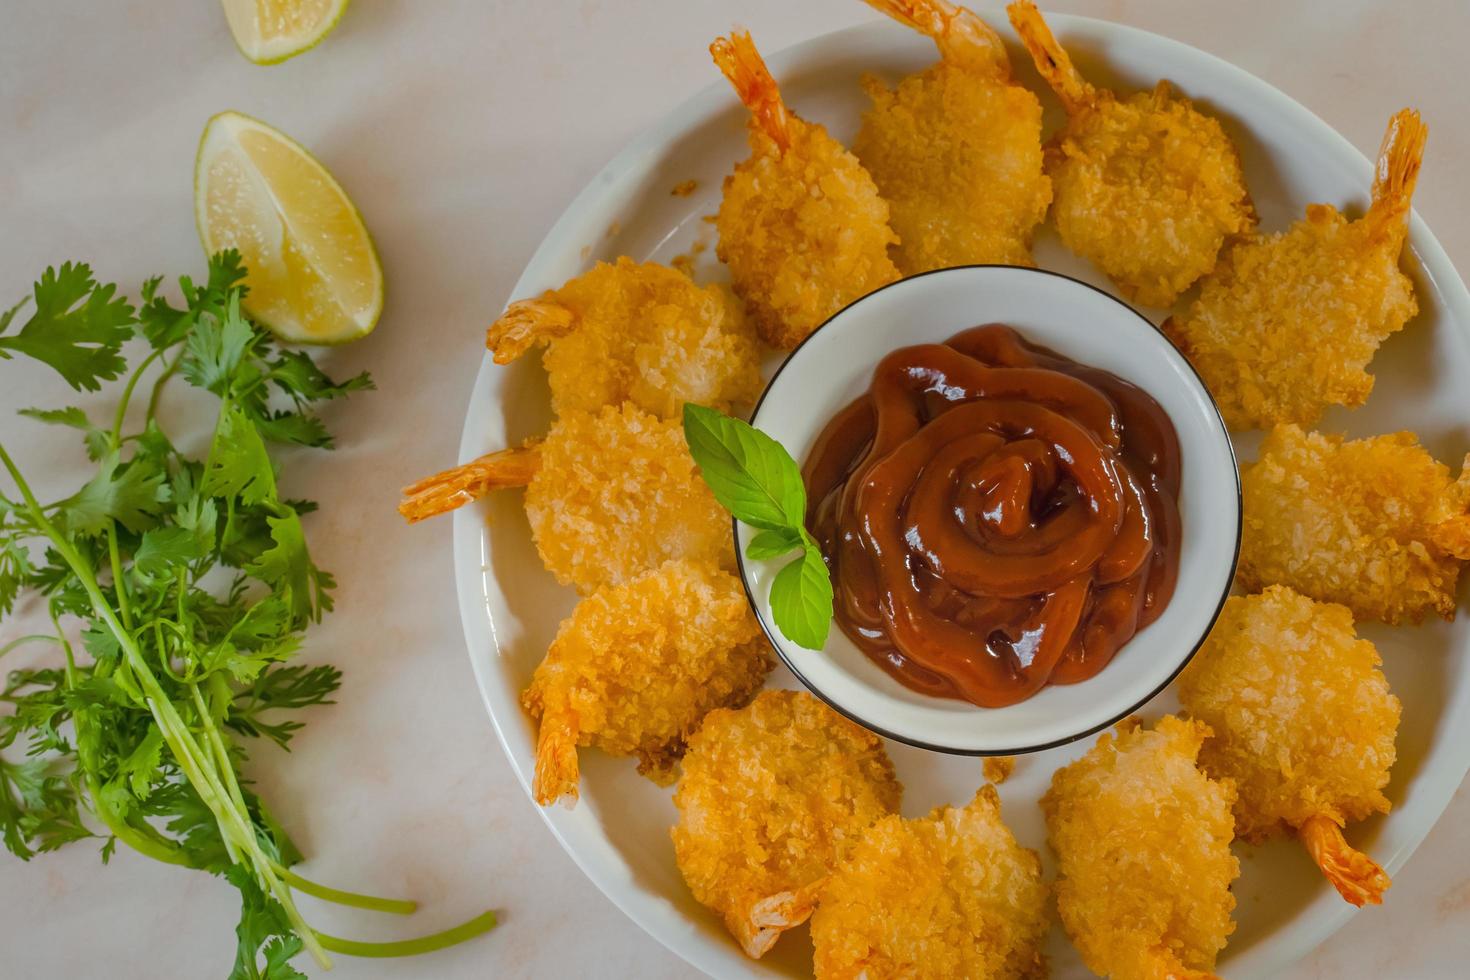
[805,324,1181,708]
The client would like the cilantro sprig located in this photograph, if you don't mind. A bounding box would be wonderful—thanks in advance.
[0,253,494,976]
[682,404,834,650]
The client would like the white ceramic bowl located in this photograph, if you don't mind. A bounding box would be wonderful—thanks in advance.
[738,266,1240,755]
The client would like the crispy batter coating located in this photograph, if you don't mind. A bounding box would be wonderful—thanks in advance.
[1178,586,1399,905]
[855,0,1051,273]
[1043,715,1238,980]
[672,690,902,959]
[712,31,900,349]
[1007,1,1254,307]
[811,785,1049,980]
[485,257,763,420]
[520,559,772,805]
[1239,424,1470,623]
[526,403,736,593]
[1164,110,1426,429]
[983,755,1016,785]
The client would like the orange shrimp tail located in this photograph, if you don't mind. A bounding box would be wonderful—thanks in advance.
[1300,814,1391,907]
[864,0,1010,75]
[397,442,543,524]
[711,30,791,152]
[729,880,823,959]
[530,701,582,807]
[486,298,576,364]
[1368,108,1427,236]
[1006,1,1095,114]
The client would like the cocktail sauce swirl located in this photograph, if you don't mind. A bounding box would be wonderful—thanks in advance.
[804,325,1181,708]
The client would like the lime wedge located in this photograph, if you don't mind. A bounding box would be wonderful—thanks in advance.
[195,111,383,346]
[220,0,351,65]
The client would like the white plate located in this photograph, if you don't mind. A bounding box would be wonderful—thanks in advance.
[452,12,1470,979]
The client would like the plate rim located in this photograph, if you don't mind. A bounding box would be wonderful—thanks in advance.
[451,12,1470,980]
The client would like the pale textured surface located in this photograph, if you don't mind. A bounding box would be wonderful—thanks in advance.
[2,1,1469,978]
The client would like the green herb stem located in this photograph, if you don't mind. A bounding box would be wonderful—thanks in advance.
[314,910,499,958]
[0,634,59,659]
[274,865,418,915]
[110,346,164,447]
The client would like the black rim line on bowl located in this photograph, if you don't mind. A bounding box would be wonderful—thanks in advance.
[731,263,1244,757]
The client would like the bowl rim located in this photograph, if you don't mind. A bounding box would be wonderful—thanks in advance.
[733,263,1243,756]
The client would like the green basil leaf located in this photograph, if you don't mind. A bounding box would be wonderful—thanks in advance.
[682,403,805,531]
[745,526,803,561]
[769,546,833,651]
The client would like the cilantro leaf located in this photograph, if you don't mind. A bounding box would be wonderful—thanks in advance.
[183,291,255,396]
[227,865,306,980]
[202,406,277,506]
[59,451,170,536]
[0,263,133,391]
[133,525,206,576]
[17,407,110,461]
[245,512,323,623]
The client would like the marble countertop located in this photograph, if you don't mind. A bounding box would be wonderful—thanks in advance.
[2,1,1466,976]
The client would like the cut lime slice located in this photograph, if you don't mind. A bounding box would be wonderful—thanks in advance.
[195,110,383,346]
[220,0,351,65]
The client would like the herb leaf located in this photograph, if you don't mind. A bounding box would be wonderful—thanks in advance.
[769,542,834,651]
[0,263,133,391]
[682,404,833,651]
[682,403,806,531]
[745,526,803,561]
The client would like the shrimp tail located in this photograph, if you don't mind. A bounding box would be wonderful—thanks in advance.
[1006,1,1095,115]
[529,698,582,807]
[711,30,792,152]
[729,879,824,959]
[864,0,1010,76]
[1368,108,1427,239]
[486,298,576,364]
[1300,814,1391,907]
[397,441,543,524]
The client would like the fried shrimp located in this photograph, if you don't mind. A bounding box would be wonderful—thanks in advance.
[711,30,900,349]
[1178,586,1400,906]
[1164,110,1427,429]
[1239,423,1470,623]
[399,403,734,591]
[811,785,1049,980]
[1043,715,1238,980]
[1006,1,1254,307]
[484,257,763,420]
[854,0,1051,274]
[671,690,902,959]
[519,558,773,805]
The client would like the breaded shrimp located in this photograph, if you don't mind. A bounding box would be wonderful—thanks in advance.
[1178,586,1400,906]
[1007,1,1254,307]
[854,0,1051,273]
[1164,110,1426,429]
[1238,423,1470,623]
[672,690,902,959]
[811,785,1049,979]
[485,257,763,420]
[712,30,901,349]
[1043,715,1238,980]
[399,403,735,592]
[519,558,772,805]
